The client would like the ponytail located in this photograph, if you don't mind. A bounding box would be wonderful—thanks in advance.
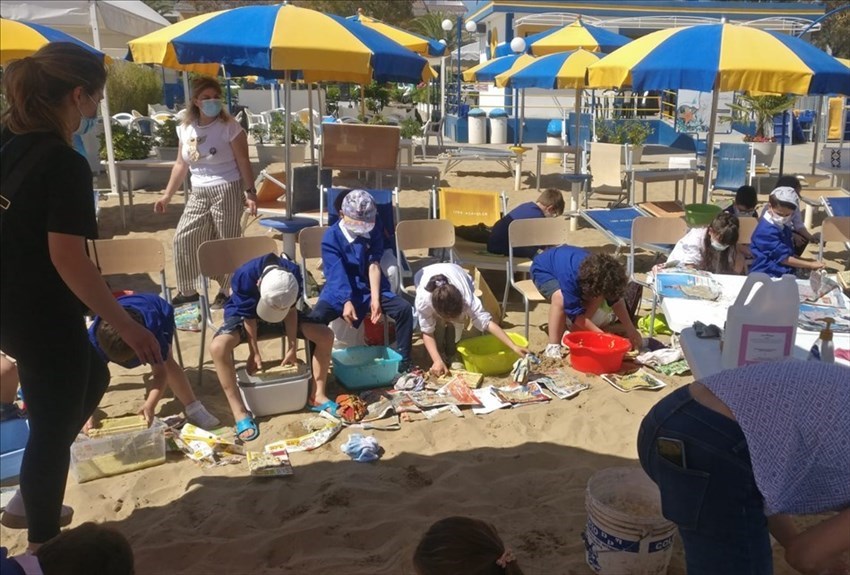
[424,274,464,320]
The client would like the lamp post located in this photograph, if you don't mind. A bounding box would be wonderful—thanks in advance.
[510,37,527,145]
[441,18,458,115]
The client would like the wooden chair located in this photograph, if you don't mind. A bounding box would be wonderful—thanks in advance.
[587,142,632,208]
[508,218,571,339]
[88,238,183,368]
[818,216,850,262]
[196,236,278,383]
[297,226,329,307]
[395,219,456,295]
[737,216,758,245]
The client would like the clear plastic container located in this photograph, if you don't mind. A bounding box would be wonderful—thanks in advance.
[71,419,166,483]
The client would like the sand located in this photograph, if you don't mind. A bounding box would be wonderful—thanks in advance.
[1,141,838,574]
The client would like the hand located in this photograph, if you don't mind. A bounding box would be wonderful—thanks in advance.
[810,232,821,245]
[244,194,257,216]
[370,300,383,325]
[82,416,95,435]
[116,321,163,365]
[281,347,297,366]
[342,301,358,326]
[512,345,530,357]
[811,260,826,270]
[429,360,449,377]
[137,404,155,426]
[246,353,263,375]
[627,328,644,351]
[153,195,170,214]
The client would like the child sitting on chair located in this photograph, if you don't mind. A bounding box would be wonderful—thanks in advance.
[487,188,566,258]
[210,253,335,441]
[751,187,825,278]
[307,189,414,372]
[759,175,820,256]
[531,246,643,358]
[668,212,745,274]
[89,293,220,429]
[723,185,758,219]
[414,516,524,575]
[414,263,528,376]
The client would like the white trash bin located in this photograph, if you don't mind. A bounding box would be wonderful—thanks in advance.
[468,108,487,145]
[489,108,508,145]
[546,119,564,163]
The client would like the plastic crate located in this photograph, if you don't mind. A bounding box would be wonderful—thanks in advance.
[71,419,166,483]
[332,346,401,390]
[237,366,310,417]
[456,332,527,376]
[0,418,29,481]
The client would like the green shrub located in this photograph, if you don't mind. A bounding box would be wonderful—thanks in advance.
[99,124,153,160]
[325,85,340,116]
[266,115,312,144]
[106,61,162,115]
[399,117,422,139]
[156,118,179,147]
[594,119,653,146]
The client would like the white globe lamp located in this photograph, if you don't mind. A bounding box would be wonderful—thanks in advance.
[441,19,453,32]
[510,37,526,54]
[465,20,478,34]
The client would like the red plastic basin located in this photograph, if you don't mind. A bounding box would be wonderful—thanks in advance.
[562,331,631,375]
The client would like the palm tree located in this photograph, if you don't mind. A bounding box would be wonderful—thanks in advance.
[410,12,459,52]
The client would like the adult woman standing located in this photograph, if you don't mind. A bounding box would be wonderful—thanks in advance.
[155,77,257,307]
[0,43,162,550]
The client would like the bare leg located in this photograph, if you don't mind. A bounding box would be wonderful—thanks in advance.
[301,323,334,406]
[0,354,19,405]
[209,333,252,428]
[548,289,566,345]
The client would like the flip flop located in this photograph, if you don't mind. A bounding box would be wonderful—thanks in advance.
[235,415,259,442]
[309,400,339,416]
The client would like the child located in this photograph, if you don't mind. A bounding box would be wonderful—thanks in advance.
[751,187,825,278]
[2,522,134,575]
[414,516,524,575]
[668,212,745,274]
[210,252,335,441]
[760,175,819,256]
[414,263,529,375]
[306,189,414,371]
[531,246,643,358]
[487,189,566,257]
[89,293,219,429]
[723,185,758,219]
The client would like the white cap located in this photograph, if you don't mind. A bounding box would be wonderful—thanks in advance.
[770,186,799,207]
[256,266,298,323]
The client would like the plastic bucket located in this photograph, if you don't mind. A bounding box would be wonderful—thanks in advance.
[583,467,677,575]
[562,332,630,375]
[683,203,721,227]
[456,332,527,375]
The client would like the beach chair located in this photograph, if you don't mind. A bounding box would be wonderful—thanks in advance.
[628,216,689,336]
[419,116,445,158]
[709,143,754,202]
[508,218,571,340]
[587,142,632,208]
[128,116,156,137]
[88,238,184,368]
[395,219,456,295]
[195,236,280,384]
[297,226,329,307]
[818,217,850,263]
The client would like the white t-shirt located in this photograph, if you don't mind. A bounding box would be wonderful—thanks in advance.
[414,263,491,335]
[668,227,707,268]
[178,118,243,188]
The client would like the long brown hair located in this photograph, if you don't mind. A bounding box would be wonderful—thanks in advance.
[701,212,740,274]
[424,274,464,320]
[414,516,524,575]
[1,42,106,144]
[184,76,229,126]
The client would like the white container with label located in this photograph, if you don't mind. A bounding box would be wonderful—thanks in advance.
[721,273,799,370]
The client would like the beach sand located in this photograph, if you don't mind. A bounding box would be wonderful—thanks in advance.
[1,142,840,574]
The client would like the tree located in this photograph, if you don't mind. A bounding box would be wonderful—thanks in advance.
[410,12,460,52]
[811,0,850,58]
[142,0,176,15]
[163,0,414,26]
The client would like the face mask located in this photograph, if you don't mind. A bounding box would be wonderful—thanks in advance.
[342,221,373,238]
[199,99,222,117]
[768,210,792,226]
[710,239,728,252]
[75,93,98,135]
[735,207,755,217]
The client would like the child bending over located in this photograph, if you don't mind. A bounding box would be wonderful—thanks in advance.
[487,189,566,258]
[531,247,642,358]
[414,516,524,575]
[668,212,745,274]
[90,293,219,429]
[751,187,824,278]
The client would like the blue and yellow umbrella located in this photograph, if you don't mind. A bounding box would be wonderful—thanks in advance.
[462,53,535,83]
[347,9,445,57]
[495,19,630,57]
[0,17,109,64]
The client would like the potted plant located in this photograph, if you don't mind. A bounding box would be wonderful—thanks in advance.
[99,124,157,188]
[254,114,309,165]
[155,117,180,161]
[727,93,795,167]
[594,119,654,164]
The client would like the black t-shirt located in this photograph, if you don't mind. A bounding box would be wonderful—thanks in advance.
[0,130,98,342]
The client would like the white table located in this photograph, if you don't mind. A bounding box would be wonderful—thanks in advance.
[111,159,185,230]
[632,169,699,205]
[535,144,580,190]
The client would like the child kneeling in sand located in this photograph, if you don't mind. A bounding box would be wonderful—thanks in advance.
[210,253,335,442]
[414,516,524,574]
[531,246,642,358]
[89,293,219,429]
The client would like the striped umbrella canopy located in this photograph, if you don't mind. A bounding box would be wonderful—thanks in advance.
[462,53,535,83]
[1,17,109,64]
[127,3,434,84]
[587,23,850,199]
[347,9,446,57]
[495,18,630,57]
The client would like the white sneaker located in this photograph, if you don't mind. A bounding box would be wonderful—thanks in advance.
[544,343,562,359]
[1,490,73,529]
[185,401,221,430]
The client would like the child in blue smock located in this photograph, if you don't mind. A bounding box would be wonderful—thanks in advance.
[487,189,566,258]
[210,253,335,441]
[88,293,220,429]
[531,246,643,358]
[750,186,825,278]
[306,189,414,371]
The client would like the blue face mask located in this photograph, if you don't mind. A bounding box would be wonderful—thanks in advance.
[75,93,98,135]
[200,99,222,118]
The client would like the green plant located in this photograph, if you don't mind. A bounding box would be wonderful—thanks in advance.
[727,93,795,142]
[99,124,153,161]
[250,123,268,144]
[156,118,179,147]
[264,114,311,144]
[368,114,388,125]
[594,119,653,146]
[105,61,162,114]
[325,85,341,116]
[399,117,422,139]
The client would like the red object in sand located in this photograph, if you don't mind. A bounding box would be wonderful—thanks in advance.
[363,317,395,346]
[562,331,631,375]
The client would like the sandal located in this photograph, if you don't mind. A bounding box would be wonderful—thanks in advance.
[235,414,259,442]
[309,400,339,416]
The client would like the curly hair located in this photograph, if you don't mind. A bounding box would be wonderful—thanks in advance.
[578,253,627,302]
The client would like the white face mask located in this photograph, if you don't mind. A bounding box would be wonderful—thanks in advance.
[710,239,727,251]
[767,210,792,226]
[342,221,373,238]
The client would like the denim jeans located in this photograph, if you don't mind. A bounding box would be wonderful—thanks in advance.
[637,386,774,575]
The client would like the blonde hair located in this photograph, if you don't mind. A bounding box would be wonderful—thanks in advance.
[536,188,566,215]
[1,43,106,144]
[184,76,230,126]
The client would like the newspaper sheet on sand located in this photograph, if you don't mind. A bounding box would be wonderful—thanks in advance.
[266,413,342,453]
[654,270,722,301]
[602,369,667,393]
[247,445,293,477]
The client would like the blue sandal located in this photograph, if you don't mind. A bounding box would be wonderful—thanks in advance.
[309,400,339,416]
[235,414,259,442]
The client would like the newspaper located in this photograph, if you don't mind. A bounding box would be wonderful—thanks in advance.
[266,414,342,453]
[439,377,484,406]
[433,370,484,389]
[176,423,246,466]
[407,390,458,409]
[471,387,511,415]
[533,375,590,400]
[602,369,667,393]
[654,271,722,301]
[492,382,550,406]
[798,304,850,334]
[799,276,847,308]
[422,404,464,420]
[247,445,293,477]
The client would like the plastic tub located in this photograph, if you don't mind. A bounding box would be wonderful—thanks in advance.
[237,366,310,417]
[332,345,402,390]
[71,419,166,483]
[0,418,29,481]
[562,332,630,375]
[456,332,527,376]
[683,203,721,227]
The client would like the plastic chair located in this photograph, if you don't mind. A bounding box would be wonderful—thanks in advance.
[436,187,507,227]
[297,226,329,307]
[419,117,445,158]
[587,142,632,208]
[87,238,183,368]
[195,236,278,383]
[111,112,134,128]
[818,216,850,262]
[508,218,571,339]
[709,143,754,202]
[129,116,156,137]
[395,219,456,294]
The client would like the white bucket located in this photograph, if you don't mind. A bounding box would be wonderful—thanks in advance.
[583,467,677,575]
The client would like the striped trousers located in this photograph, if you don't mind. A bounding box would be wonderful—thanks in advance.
[173,179,243,294]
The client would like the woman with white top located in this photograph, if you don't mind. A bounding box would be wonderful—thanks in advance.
[414,263,528,376]
[154,76,257,307]
[667,212,744,275]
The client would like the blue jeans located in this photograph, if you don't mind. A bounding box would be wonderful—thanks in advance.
[637,386,774,575]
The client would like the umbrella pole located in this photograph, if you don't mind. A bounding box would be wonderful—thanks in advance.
[574,89,582,175]
[360,85,366,119]
[811,95,823,175]
[778,110,788,176]
[183,72,191,109]
[520,89,526,145]
[307,83,316,164]
[89,2,119,204]
[702,88,720,203]
[285,71,293,221]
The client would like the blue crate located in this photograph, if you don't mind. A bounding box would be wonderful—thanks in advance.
[1,418,29,481]
[332,346,401,391]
